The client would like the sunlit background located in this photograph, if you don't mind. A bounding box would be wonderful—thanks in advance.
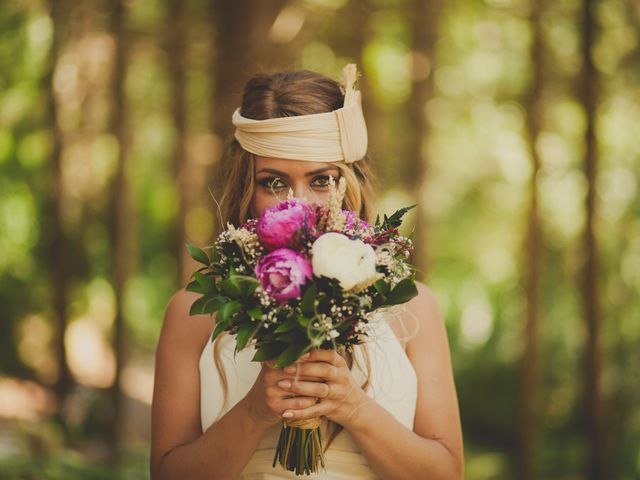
[1,0,639,478]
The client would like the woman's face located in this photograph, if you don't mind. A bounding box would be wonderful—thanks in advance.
[251,155,341,218]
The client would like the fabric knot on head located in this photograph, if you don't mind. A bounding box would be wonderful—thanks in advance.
[232,64,368,164]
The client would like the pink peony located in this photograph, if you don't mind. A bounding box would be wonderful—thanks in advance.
[257,199,316,251]
[255,248,313,304]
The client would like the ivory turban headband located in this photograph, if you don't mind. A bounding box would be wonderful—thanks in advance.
[231,64,368,164]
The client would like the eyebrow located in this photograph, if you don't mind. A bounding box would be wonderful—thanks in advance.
[255,166,340,177]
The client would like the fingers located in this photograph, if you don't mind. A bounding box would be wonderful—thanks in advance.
[261,367,291,386]
[283,361,338,382]
[282,401,333,420]
[259,353,345,422]
[278,395,319,411]
[280,361,324,382]
[301,348,346,367]
[278,378,331,399]
[265,383,318,411]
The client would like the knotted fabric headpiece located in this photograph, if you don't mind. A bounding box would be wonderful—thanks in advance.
[231,64,368,163]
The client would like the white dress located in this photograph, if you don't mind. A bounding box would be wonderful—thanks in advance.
[199,315,418,479]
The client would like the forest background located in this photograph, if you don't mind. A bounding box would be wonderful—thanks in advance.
[0,0,638,479]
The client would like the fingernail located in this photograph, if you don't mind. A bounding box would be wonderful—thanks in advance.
[278,379,291,389]
[284,365,296,374]
[282,411,293,418]
[301,352,310,360]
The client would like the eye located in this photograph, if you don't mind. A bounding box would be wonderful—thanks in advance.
[311,175,335,188]
[258,176,288,190]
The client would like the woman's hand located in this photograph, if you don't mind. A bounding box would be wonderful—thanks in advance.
[275,348,372,427]
[240,353,322,430]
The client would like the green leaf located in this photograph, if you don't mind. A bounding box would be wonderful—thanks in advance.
[185,280,204,294]
[252,343,285,362]
[202,296,228,314]
[388,205,416,228]
[274,344,310,368]
[218,275,260,300]
[220,278,242,298]
[247,306,264,321]
[373,279,390,296]
[274,317,298,333]
[275,331,305,344]
[237,276,260,297]
[378,205,416,230]
[236,322,259,351]
[386,278,418,305]
[187,244,210,266]
[195,272,216,294]
[296,314,310,329]
[211,320,229,342]
[217,300,243,324]
[301,283,317,316]
[189,296,208,316]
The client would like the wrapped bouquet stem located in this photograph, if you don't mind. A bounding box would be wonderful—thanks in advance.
[186,178,418,474]
[273,416,324,474]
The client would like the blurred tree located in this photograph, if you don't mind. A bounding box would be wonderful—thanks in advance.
[579,0,607,477]
[165,0,188,286]
[107,0,134,453]
[45,0,74,405]
[404,0,442,279]
[210,0,291,141]
[517,0,545,478]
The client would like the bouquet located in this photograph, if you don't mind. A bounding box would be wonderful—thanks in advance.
[186,178,418,474]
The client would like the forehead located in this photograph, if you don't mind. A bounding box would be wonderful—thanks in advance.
[254,156,340,175]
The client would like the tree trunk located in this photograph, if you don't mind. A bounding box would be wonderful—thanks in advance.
[335,0,370,62]
[166,0,188,286]
[405,0,442,280]
[46,0,74,405]
[580,0,606,477]
[107,0,133,454]
[211,0,290,141]
[517,0,544,478]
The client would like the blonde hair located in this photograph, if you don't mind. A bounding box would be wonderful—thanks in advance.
[210,68,378,451]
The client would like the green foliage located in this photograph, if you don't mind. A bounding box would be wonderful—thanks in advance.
[384,277,418,305]
[0,447,148,480]
[374,204,416,230]
[252,342,286,362]
[187,244,210,267]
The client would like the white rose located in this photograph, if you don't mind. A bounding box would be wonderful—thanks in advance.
[311,232,377,290]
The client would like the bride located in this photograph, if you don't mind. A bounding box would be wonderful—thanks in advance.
[150,64,463,479]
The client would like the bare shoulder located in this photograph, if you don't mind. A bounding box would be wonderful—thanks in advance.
[408,281,443,321]
[403,281,463,472]
[160,289,215,355]
[402,281,448,357]
[150,289,215,473]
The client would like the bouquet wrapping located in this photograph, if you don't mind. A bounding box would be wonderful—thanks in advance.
[186,178,418,474]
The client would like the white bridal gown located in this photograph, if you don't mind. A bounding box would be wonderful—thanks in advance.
[199,314,418,479]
